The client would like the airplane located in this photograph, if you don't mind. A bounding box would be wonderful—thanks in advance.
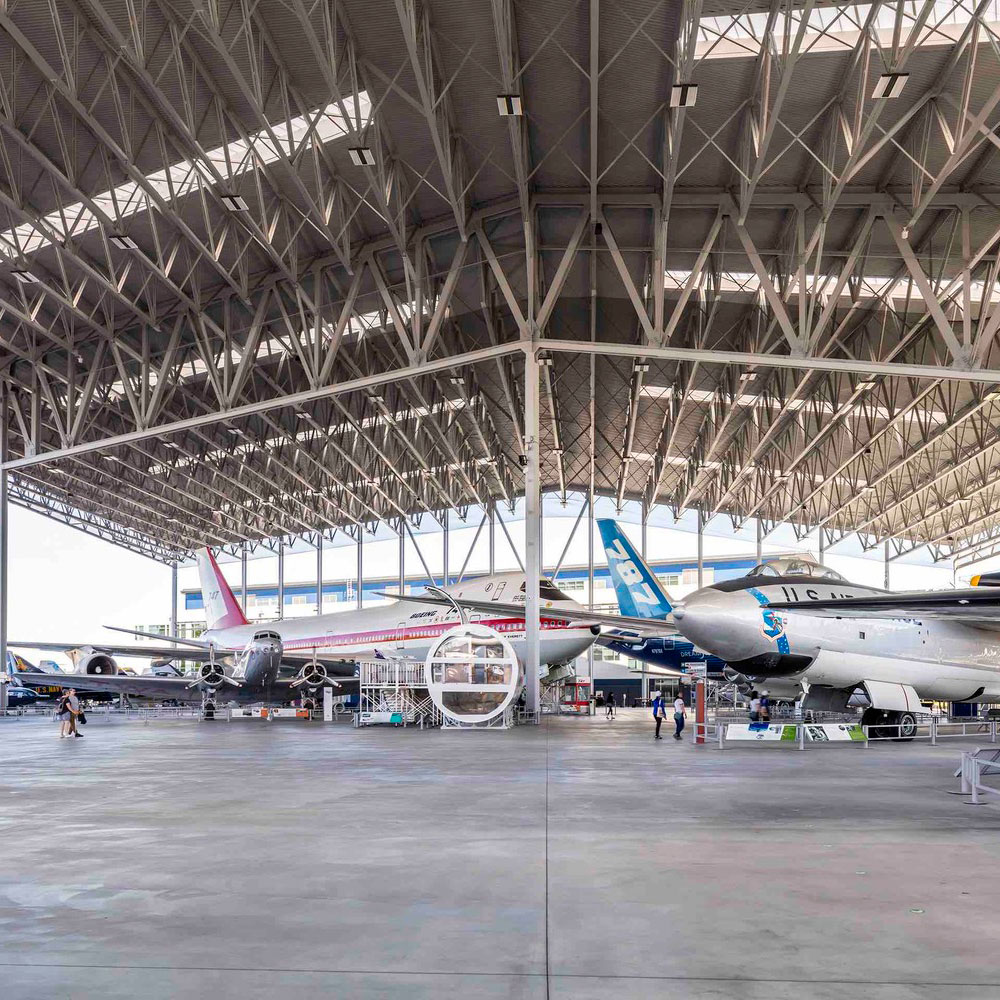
[595,519,1000,738]
[11,548,603,716]
[1,676,43,710]
[6,651,65,698]
[407,519,1000,739]
[593,519,728,679]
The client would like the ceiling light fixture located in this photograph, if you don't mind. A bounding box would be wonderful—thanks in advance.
[669,83,698,107]
[348,146,376,166]
[109,233,139,250]
[496,94,523,116]
[872,73,908,99]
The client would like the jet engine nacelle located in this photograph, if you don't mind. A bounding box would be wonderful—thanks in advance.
[71,648,120,675]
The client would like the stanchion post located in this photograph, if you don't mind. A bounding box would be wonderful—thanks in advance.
[930,715,937,746]
[798,722,806,751]
[695,679,705,745]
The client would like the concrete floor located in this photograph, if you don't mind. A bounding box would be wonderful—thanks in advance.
[2,709,999,999]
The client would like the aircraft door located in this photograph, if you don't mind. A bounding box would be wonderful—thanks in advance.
[491,581,507,602]
[396,620,408,655]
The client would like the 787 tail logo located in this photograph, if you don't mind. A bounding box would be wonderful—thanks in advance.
[605,539,660,605]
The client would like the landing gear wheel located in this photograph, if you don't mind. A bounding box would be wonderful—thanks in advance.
[861,707,891,739]
[894,711,917,742]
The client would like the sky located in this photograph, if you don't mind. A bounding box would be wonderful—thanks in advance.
[7,490,983,671]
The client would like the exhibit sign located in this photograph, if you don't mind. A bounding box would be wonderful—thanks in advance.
[725,723,798,741]
[805,723,866,742]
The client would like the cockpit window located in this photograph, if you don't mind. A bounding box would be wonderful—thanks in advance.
[519,579,574,602]
[747,558,845,582]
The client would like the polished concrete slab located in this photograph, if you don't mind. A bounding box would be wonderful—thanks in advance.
[2,708,999,998]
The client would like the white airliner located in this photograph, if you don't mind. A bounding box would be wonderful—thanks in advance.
[13,548,603,710]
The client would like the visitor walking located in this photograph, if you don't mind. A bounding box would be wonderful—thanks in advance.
[673,695,686,740]
[652,692,666,739]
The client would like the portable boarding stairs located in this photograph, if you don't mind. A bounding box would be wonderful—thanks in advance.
[355,659,441,728]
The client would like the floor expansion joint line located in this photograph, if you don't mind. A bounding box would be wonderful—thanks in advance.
[0,963,998,987]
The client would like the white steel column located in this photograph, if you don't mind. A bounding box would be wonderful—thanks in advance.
[884,540,890,590]
[524,349,541,720]
[488,503,496,574]
[0,388,7,717]
[756,519,763,562]
[587,487,594,710]
[641,501,648,704]
[357,533,363,610]
[442,514,449,587]
[697,511,704,587]
[277,540,285,618]
[170,561,178,636]
[241,546,248,612]
[399,528,406,595]
[316,537,323,614]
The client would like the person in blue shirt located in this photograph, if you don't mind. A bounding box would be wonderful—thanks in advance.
[651,691,666,739]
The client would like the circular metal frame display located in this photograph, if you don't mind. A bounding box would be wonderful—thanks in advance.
[424,624,520,725]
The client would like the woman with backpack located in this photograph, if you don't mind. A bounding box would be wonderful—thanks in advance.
[57,691,71,738]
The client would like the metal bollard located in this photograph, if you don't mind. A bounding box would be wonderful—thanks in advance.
[798,722,806,751]
[993,720,997,745]
[718,724,725,751]
[930,716,937,746]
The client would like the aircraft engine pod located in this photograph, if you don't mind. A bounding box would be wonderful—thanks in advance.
[74,649,119,675]
[199,662,227,688]
[424,624,520,725]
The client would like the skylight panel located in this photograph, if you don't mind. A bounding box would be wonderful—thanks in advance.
[0,93,372,263]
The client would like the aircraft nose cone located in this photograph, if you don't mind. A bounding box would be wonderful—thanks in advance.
[672,592,760,662]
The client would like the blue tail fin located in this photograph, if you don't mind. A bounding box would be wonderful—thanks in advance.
[597,519,673,619]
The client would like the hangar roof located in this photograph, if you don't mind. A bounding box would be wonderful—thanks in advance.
[3,0,1000,568]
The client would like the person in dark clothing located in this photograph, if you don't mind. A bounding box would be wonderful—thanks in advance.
[605,690,616,719]
[651,692,666,739]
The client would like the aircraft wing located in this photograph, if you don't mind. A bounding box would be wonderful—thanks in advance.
[278,654,360,677]
[10,640,220,662]
[386,593,674,637]
[14,671,203,699]
[767,588,1000,624]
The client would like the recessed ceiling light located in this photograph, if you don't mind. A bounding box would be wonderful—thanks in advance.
[497,94,522,116]
[109,233,139,250]
[11,268,38,283]
[670,83,698,108]
[348,146,376,166]
[738,371,757,382]
[872,73,908,99]
[220,193,249,212]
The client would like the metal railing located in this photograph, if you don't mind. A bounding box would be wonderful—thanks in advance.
[953,749,1000,804]
[863,718,999,744]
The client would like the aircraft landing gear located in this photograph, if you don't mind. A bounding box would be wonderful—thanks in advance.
[861,707,917,741]
[201,692,218,721]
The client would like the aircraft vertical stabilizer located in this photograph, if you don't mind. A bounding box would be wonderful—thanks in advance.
[196,548,249,630]
[596,519,674,619]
